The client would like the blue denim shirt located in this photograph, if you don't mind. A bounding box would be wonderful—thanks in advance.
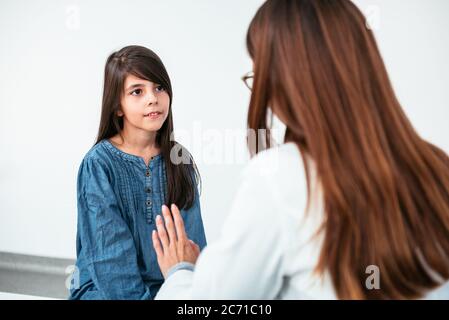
[68,139,207,300]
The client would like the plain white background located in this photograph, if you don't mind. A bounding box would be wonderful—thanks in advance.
[0,0,448,259]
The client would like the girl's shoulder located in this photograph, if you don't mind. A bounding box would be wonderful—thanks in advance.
[77,140,118,184]
[83,139,110,159]
[80,140,115,170]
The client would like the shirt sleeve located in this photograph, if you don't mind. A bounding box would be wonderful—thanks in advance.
[155,161,287,299]
[76,156,152,300]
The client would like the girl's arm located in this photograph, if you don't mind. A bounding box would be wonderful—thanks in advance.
[76,157,152,300]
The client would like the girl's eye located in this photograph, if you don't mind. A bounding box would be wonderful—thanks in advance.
[131,89,142,96]
[155,85,165,93]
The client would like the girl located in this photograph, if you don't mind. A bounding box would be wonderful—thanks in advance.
[69,45,207,300]
[151,0,449,299]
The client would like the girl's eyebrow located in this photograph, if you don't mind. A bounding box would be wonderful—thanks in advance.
[126,83,146,91]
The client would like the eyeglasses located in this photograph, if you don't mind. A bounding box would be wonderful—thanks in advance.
[241,71,254,91]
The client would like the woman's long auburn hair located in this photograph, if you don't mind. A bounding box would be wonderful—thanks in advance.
[96,45,200,210]
[246,0,449,299]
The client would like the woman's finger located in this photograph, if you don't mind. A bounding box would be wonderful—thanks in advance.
[156,214,170,250]
[152,230,163,257]
[162,205,177,243]
[171,204,188,242]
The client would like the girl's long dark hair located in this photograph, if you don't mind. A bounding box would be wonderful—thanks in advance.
[247,0,449,299]
[96,45,200,210]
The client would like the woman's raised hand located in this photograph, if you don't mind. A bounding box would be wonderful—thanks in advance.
[152,204,200,279]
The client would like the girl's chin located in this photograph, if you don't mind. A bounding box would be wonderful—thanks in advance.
[141,126,163,133]
[140,121,164,132]
[125,117,166,132]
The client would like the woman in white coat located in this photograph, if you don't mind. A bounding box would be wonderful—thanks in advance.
[151,0,449,299]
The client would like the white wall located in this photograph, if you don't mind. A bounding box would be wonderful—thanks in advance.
[0,0,448,259]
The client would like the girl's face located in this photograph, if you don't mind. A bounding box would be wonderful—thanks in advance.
[118,74,170,133]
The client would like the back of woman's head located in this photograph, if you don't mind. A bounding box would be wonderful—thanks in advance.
[246,0,449,299]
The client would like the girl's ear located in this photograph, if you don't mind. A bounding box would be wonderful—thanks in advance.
[117,110,124,117]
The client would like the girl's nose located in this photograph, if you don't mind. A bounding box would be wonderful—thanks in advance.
[147,92,158,105]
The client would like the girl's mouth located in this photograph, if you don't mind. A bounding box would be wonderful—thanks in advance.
[144,112,162,119]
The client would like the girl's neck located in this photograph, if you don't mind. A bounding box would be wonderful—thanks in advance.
[110,129,161,162]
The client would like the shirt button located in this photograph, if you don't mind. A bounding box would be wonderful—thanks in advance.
[146,200,152,207]
[145,170,150,177]
[145,187,151,193]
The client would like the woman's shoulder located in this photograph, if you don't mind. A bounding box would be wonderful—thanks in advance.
[241,142,318,220]
[242,142,309,181]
